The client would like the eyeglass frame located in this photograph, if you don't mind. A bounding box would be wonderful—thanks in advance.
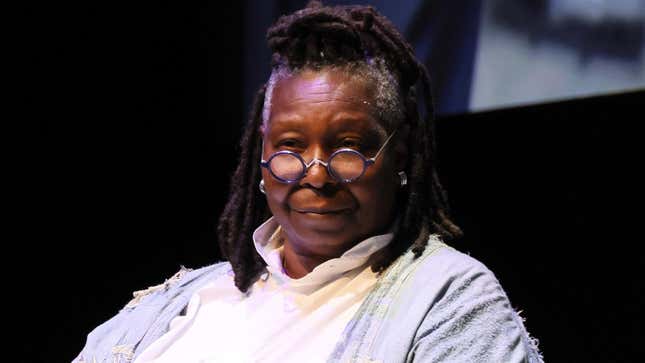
[260,130,398,184]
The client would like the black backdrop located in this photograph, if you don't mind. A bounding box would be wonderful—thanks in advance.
[23,2,643,362]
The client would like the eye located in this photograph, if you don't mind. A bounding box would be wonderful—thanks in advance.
[276,138,304,150]
[338,138,363,150]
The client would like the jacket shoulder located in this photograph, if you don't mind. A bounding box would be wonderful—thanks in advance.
[344,236,543,362]
[404,243,544,362]
[73,261,232,363]
[123,261,231,309]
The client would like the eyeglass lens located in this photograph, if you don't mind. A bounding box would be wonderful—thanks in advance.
[269,153,305,181]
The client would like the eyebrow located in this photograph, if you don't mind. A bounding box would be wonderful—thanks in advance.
[329,112,387,136]
[266,111,387,137]
[265,115,307,134]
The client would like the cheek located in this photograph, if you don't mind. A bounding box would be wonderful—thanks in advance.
[351,168,399,222]
[261,169,290,212]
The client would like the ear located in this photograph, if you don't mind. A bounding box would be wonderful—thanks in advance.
[394,124,409,171]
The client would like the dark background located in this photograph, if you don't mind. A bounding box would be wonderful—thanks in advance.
[22,1,642,362]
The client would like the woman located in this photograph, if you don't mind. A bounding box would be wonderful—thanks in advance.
[75,2,543,362]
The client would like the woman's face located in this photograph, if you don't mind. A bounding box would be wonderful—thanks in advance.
[261,68,404,261]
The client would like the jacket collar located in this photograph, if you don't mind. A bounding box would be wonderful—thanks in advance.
[252,217,394,289]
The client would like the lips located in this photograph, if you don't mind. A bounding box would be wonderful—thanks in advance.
[293,208,351,214]
[288,190,355,215]
[290,201,354,214]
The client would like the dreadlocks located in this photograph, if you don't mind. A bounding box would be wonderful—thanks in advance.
[218,0,462,292]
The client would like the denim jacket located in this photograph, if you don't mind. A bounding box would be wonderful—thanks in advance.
[74,237,543,363]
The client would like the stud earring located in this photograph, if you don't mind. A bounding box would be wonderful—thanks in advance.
[259,180,266,194]
[398,171,407,187]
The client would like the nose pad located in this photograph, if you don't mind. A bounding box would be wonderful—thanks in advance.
[304,158,328,170]
[301,158,335,187]
[303,158,330,177]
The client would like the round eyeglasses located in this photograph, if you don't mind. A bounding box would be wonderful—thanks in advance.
[260,131,397,183]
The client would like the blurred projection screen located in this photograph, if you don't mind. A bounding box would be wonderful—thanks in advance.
[470,0,645,112]
[242,0,644,115]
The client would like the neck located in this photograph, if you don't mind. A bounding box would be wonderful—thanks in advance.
[281,241,330,279]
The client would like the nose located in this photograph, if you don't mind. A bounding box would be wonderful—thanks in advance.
[300,148,336,188]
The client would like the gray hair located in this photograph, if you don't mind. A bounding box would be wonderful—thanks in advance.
[262,57,404,132]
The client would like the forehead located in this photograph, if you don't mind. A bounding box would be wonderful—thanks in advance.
[272,68,373,103]
[266,69,385,134]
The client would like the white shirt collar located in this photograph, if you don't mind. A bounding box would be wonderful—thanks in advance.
[252,217,394,289]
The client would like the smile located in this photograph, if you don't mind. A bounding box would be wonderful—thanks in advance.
[293,208,351,215]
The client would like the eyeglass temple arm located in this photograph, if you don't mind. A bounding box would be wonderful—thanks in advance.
[260,140,268,164]
[368,130,398,163]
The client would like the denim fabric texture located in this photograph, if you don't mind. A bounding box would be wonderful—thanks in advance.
[74,236,543,363]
